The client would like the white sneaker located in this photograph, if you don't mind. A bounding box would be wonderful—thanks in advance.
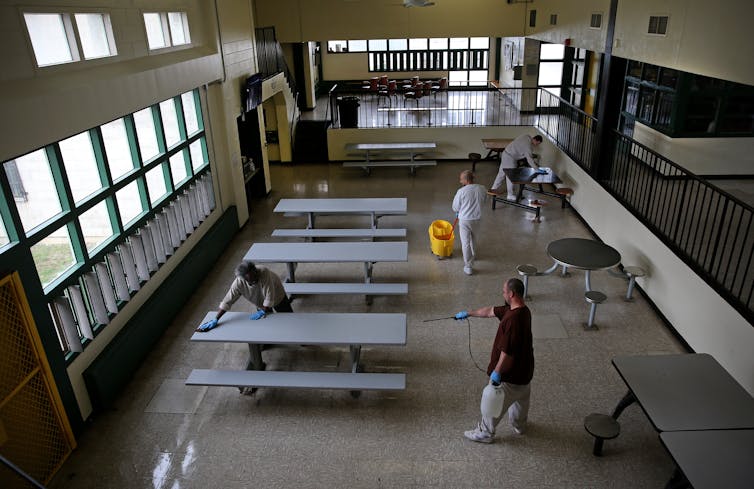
[464,427,494,444]
[463,266,473,275]
[512,426,525,435]
[506,194,518,201]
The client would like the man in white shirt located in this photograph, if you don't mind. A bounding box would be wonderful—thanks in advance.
[490,134,542,201]
[452,170,487,275]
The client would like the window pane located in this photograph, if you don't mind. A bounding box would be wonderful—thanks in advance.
[169,151,188,185]
[409,38,428,50]
[448,71,468,86]
[540,43,565,60]
[538,62,563,85]
[181,92,199,135]
[79,199,113,253]
[388,39,407,51]
[449,38,469,50]
[160,100,181,147]
[328,40,346,52]
[133,108,160,161]
[189,139,207,170]
[75,13,113,59]
[168,12,189,45]
[429,38,448,50]
[31,226,75,287]
[145,164,168,204]
[368,39,387,51]
[116,181,143,226]
[6,150,63,232]
[101,119,134,181]
[469,37,489,49]
[24,13,74,66]
[348,40,367,52]
[144,13,167,49]
[59,131,103,203]
[469,70,488,85]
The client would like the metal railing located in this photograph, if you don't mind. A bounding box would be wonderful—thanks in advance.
[536,91,754,323]
[328,84,539,128]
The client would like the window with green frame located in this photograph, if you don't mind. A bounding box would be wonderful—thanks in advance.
[0,88,215,358]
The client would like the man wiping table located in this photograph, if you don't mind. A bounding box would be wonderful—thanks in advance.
[490,134,542,201]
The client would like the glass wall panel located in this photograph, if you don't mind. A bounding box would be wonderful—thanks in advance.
[160,100,181,148]
[59,131,103,203]
[6,150,63,233]
[181,92,199,135]
[116,181,143,226]
[31,226,75,287]
[101,119,134,181]
[133,108,160,161]
[79,199,113,252]
[169,152,188,185]
[145,164,168,205]
[189,139,207,170]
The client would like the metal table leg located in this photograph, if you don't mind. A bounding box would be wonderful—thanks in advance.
[611,390,637,419]
[286,262,297,283]
[585,270,592,292]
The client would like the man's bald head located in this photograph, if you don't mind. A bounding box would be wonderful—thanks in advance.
[460,170,475,184]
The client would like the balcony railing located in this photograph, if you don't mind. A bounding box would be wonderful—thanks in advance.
[537,90,754,323]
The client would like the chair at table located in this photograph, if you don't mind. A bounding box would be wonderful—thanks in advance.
[362,77,379,98]
[404,82,425,106]
[378,75,389,89]
[432,77,448,99]
[378,80,398,107]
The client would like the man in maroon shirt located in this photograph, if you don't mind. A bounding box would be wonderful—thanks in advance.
[455,277,534,443]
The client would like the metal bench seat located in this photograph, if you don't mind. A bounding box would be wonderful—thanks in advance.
[284,282,407,295]
[186,369,406,391]
[272,228,406,239]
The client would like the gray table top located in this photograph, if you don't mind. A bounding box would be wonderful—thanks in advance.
[613,354,754,431]
[244,241,408,263]
[547,238,621,270]
[345,142,436,151]
[191,311,407,345]
[274,197,407,214]
[660,429,754,489]
[503,167,562,185]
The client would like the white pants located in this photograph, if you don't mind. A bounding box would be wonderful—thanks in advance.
[479,381,531,435]
[458,219,479,268]
[491,152,518,198]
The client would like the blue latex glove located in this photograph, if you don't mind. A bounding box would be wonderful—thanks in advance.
[490,371,502,386]
[197,319,218,332]
[455,310,468,320]
[250,310,266,320]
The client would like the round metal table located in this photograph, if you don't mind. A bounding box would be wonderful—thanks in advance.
[545,238,621,291]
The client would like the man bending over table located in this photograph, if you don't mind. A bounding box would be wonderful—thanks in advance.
[196,261,292,389]
[490,134,542,201]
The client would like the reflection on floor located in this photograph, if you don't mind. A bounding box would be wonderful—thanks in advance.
[50,161,686,489]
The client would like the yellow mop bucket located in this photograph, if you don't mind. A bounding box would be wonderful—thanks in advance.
[429,219,455,257]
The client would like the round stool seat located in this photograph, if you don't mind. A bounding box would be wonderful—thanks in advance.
[584,413,620,439]
[468,153,481,160]
[528,199,547,207]
[556,187,574,196]
[624,266,646,278]
[585,291,607,304]
[517,264,538,276]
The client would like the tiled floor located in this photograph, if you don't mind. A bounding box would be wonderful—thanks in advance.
[50,160,685,488]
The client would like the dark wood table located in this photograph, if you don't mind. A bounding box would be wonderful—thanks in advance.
[544,237,621,291]
[659,429,754,489]
[481,138,513,160]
